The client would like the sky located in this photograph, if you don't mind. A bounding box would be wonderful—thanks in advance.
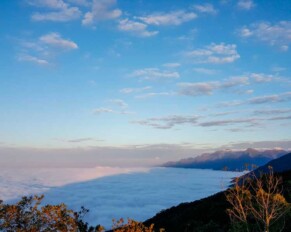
[0,0,291,166]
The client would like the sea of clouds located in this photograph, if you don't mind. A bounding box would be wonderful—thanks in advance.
[0,167,240,229]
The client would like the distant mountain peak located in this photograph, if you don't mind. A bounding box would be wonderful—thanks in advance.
[162,148,289,172]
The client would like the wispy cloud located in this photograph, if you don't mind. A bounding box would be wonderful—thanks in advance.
[178,77,249,96]
[238,21,291,51]
[268,115,291,121]
[223,140,291,150]
[132,111,291,130]
[135,92,175,99]
[193,68,218,75]
[250,73,279,83]
[252,108,291,115]
[198,118,258,127]
[119,86,152,94]
[193,3,217,14]
[59,137,104,143]
[39,33,78,49]
[82,0,122,25]
[18,32,78,65]
[132,114,264,130]
[178,82,217,96]
[137,10,197,26]
[17,54,49,65]
[248,92,291,104]
[221,92,291,107]
[67,0,90,7]
[130,68,180,80]
[186,43,240,64]
[162,63,181,68]
[132,115,199,129]
[118,19,158,37]
[108,99,128,109]
[93,107,133,115]
[178,72,287,97]
[237,0,256,10]
[29,0,81,22]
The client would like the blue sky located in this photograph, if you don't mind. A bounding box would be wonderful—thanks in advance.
[0,0,290,166]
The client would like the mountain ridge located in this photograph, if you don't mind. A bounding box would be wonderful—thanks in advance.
[162,148,289,171]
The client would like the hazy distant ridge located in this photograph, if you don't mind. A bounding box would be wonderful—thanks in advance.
[162,148,289,171]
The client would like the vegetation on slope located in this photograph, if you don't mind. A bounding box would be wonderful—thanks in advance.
[145,170,291,232]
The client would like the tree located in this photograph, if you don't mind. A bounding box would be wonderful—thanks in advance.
[0,195,164,232]
[0,195,104,232]
[112,218,165,232]
[226,166,290,232]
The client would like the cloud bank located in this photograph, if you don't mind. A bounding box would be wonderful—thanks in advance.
[1,167,239,229]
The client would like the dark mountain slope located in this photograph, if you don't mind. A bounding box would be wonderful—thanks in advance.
[146,153,291,232]
[253,151,291,174]
[238,152,291,183]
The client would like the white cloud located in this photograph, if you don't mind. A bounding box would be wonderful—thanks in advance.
[138,10,197,26]
[237,0,256,10]
[82,0,122,25]
[238,21,291,50]
[118,19,158,37]
[250,73,277,83]
[32,7,81,22]
[130,68,180,80]
[39,33,78,49]
[28,0,68,9]
[29,0,81,22]
[17,54,49,65]
[186,43,240,64]
[239,27,253,37]
[193,3,217,14]
[119,86,152,94]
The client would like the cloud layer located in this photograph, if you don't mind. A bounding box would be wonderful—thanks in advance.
[0,167,239,229]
